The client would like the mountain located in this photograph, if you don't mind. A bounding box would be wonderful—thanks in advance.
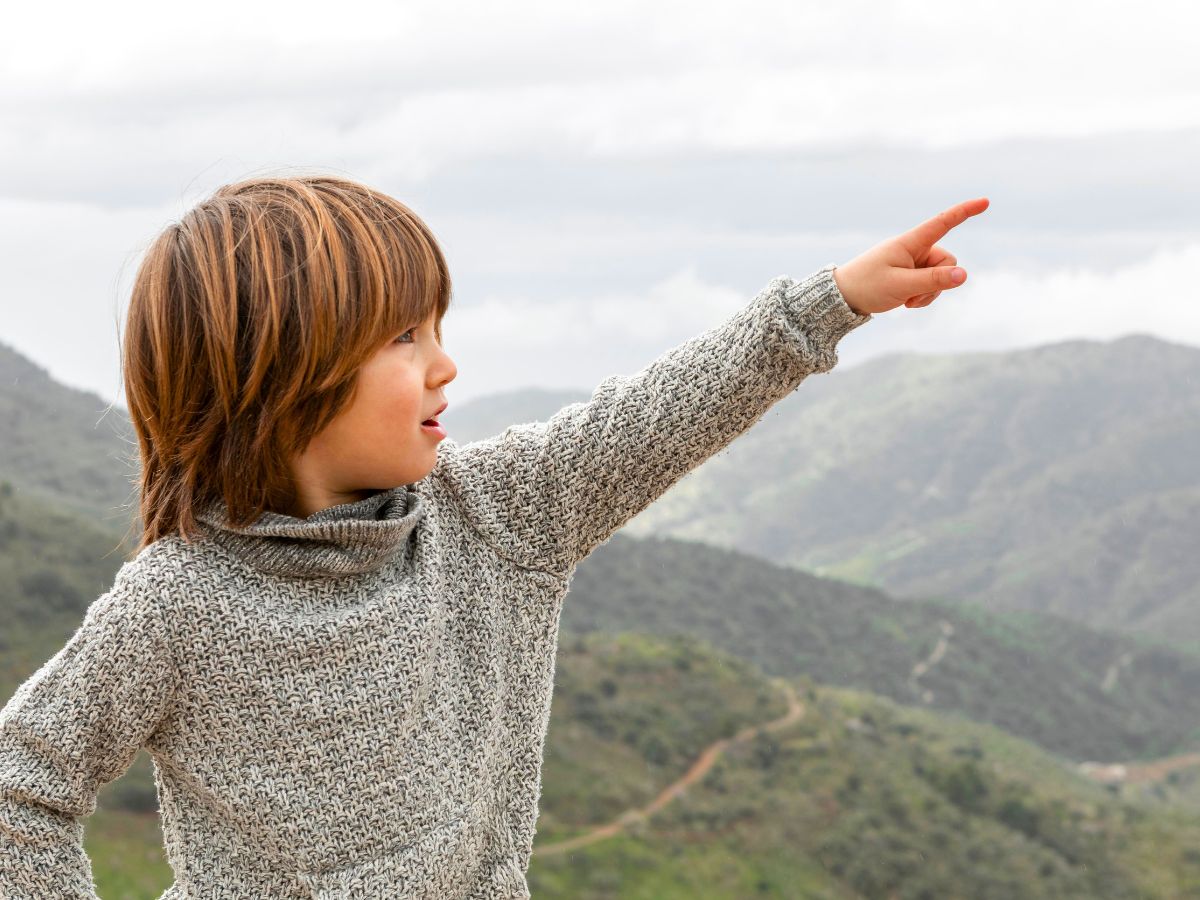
[0,485,133,697]
[437,386,590,443]
[620,333,1200,645]
[530,632,1200,899]
[0,339,137,530]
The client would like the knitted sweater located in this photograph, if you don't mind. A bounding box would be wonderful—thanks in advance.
[0,264,871,899]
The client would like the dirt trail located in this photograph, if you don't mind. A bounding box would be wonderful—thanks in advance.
[1078,751,1200,786]
[908,620,954,704]
[533,678,805,857]
[1101,650,1133,693]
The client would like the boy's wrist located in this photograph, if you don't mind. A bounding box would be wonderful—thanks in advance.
[829,264,868,317]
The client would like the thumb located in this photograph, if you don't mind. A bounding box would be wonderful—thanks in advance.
[892,264,966,299]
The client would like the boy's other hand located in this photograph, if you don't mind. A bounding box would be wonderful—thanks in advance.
[831,197,990,316]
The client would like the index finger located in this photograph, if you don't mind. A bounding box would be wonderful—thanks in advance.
[900,197,990,254]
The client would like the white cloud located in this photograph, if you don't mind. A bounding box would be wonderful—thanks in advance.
[2,0,1198,410]
[0,195,172,405]
[446,265,742,354]
[888,242,1200,356]
[1,0,1197,202]
[439,242,1200,409]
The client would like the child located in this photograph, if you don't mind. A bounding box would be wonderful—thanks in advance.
[0,175,986,898]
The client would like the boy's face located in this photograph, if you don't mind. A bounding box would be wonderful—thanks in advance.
[285,310,457,517]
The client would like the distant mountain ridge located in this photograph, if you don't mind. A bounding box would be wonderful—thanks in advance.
[0,339,136,530]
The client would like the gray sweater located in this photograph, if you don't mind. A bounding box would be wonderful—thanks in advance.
[0,265,870,899]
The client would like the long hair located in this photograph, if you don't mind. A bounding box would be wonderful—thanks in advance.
[120,173,452,553]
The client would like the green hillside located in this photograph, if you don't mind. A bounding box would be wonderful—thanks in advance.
[0,483,135,698]
[562,533,1200,764]
[0,340,137,529]
[616,334,1200,646]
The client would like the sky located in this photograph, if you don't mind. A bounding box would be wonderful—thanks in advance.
[1,0,1197,412]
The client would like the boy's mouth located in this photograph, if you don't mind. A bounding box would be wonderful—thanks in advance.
[421,401,448,427]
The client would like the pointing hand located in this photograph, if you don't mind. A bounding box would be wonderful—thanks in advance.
[831,197,990,316]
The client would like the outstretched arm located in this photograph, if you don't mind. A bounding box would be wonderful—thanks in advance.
[0,571,178,899]
[431,264,870,576]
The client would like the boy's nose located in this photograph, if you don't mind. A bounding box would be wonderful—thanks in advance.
[435,349,457,385]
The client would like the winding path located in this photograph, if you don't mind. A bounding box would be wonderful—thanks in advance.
[908,620,954,704]
[1101,650,1133,693]
[1078,751,1200,786]
[533,677,805,857]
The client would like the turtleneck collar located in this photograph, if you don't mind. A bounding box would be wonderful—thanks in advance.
[194,486,426,580]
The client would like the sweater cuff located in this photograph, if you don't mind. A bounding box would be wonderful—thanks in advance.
[778,263,872,373]
[822,262,870,317]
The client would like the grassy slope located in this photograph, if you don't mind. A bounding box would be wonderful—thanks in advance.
[563,533,1200,763]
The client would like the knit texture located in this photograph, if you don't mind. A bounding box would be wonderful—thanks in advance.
[0,265,870,899]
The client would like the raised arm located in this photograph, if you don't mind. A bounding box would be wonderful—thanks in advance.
[0,569,178,899]
[429,264,871,576]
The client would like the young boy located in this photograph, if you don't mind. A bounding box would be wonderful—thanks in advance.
[0,175,986,898]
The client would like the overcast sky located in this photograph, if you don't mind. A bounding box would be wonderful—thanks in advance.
[2,0,1197,412]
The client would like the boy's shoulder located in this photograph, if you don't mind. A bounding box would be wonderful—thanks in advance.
[415,435,503,512]
[419,427,543,489]
[62,540,185,644]
[120,533,191,579]
[103,534,197,613]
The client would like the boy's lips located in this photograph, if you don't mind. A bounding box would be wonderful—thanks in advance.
[421,401,448,438]
[422,401,448,425]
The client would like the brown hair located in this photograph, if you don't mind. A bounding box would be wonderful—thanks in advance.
[120,173,452,554]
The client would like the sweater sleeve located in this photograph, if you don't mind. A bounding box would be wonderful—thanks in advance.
[431,264,872,576]
[0,571,178,900]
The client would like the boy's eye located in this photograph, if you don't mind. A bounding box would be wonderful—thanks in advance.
[394,328,416,344]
